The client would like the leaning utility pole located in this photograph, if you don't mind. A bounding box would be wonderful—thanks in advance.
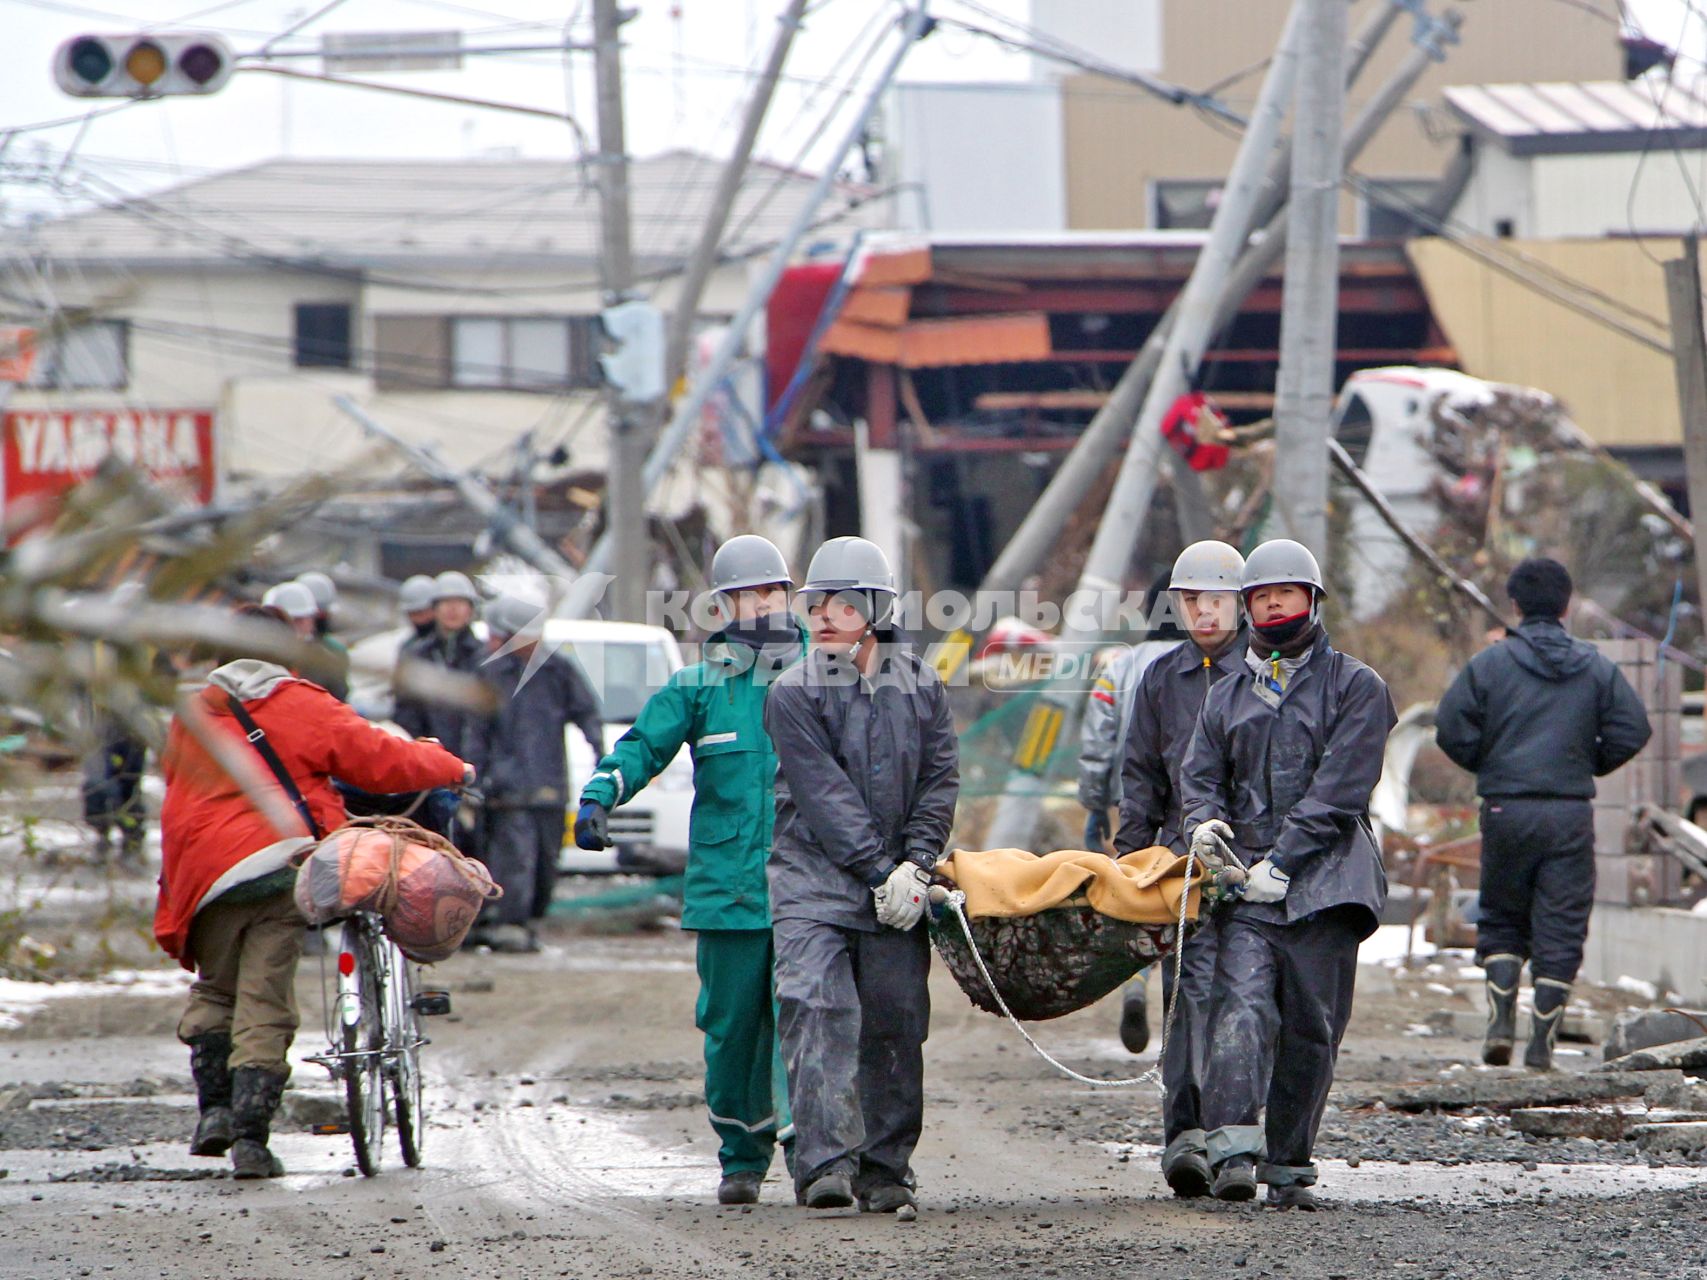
[593,0,649,622]
[974,0,1404,608]
[982,0,1305,850]
[1269,0,1349,561]
[664,0,810,389]
[1664,235,1707,616]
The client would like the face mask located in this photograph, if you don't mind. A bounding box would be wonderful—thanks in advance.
[1251,608,1314,651]
[724,613,795,651]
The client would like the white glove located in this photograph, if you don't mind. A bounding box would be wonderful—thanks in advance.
[1240,858,1291,904]
[873,861,931,931]
[1189,819,1235,872]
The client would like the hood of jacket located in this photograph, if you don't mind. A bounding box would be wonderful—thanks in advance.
[206,659,295,704]
[1507,617,1595,682]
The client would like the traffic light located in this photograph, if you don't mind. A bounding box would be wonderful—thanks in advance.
[598,301,666,403]
[53,34,235,97]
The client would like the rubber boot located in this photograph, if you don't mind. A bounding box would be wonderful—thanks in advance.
[1481,954,1523,1067]
[1524,978,1571,1072]
[185,1032,233,1158]
[1211,1155,1258,1202]
[229,1066,288,1179]
[1118,982,1149,1055]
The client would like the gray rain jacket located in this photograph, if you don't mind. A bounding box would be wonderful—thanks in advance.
[1434,617,1651,800]
[1181,631,1397,937]
[1115,630,1248,856]
[764,632,960,931]
[466,647,603,808]
[1078,640,1179,813]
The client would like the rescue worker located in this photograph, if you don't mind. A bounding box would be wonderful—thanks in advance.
[400,574,439,639]
[1181,538,1397,1209]
[574,535,806,1205]
[393,571,486,763]
[1082,580,1188,1054]
[295,571,350,700]
[1434,558,1650,1070]
[1114,541,1248,1197]
[157,604,470,1179]
[467,593,603,953]
[764,537,959,1215]
[260,582,318,641]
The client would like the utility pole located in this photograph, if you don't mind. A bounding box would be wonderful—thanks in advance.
[1269,0,1349,561]
[664,0,809,390]
[1664,235,1707,616]
[974,0,1405,609]
[982,0,1305,849]
[593,0,649,622]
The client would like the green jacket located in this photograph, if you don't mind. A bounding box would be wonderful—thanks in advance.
[579,622,806,930]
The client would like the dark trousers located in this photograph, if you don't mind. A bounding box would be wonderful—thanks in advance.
[1201,908,1362,1187]
[696,929,792,1175]
[484,806,563,925]
[1475,797,1596,985]
[83,734,145,840]
[772,917,930,1194]
[1161,911,1230,1146]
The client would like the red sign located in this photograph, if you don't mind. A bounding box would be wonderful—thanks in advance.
[0,329,37,384]
[2,409,217,507]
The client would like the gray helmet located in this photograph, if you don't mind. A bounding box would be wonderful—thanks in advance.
[1241,539,1326,596]
[709,535,791,595]
[1170,541,1246,592]
[399,574,438,614]
[262,581,318,620]
[296,571,336,612]
[433,570,480,604]
[801,536,897,628]
[486,593,544,639]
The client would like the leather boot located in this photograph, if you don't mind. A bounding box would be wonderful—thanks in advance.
[1525,978,1571,1072]
[186,1032,233,1157]
[230,1066,288,1179]
[1118,983,1150,1055]
[1481,954,1523,1067]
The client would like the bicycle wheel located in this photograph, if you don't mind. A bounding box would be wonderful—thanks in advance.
[388,948,425,1167]
[340,917,387,1177]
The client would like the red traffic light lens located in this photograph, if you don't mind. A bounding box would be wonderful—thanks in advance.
[178,43,223,86]
[67,37,113,85]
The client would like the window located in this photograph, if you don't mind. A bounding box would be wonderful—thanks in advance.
[294,303,352,368]
[450,316,597,390]
[1152,179,1223,231]
[1360,179,1439,240]
[23,320,128,390]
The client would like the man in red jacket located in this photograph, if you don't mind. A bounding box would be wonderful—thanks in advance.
[158,606,471,1179]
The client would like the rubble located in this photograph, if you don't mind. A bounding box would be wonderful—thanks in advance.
[1352,1070,1684,1113]
[1599,1037,1707,1073]
[1603,1008,1707,1062]
[1629,1122,1707,1154]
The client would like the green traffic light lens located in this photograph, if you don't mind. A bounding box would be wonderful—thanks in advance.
[68,38,113,85]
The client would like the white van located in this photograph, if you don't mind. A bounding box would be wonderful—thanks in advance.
[345,617,693,877]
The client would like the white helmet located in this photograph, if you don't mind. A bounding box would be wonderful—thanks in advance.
[296,571,336,612]
[1241,539,1326,596]
[433,570,480,604]
[709,535,791,595]
[399,574,437,614]
[486,593,544,639]
[262,581,317,620]
[1170,541,1246,592]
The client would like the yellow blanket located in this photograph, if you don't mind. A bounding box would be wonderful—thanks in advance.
[936,846,1200,925]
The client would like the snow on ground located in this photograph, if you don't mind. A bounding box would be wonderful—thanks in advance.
[0,968,190,1031]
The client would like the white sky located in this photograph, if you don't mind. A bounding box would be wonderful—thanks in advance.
[0,0,1698,224]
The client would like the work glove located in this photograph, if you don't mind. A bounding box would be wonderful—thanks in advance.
[1239,858,1291,904]
[574,801,611,851]
[1188,819,1235,873]
[873,861,931,931]
[456,785,485,837]
[1083,808,1112,850]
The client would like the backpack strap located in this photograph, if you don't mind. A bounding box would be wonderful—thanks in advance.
[224,693,324,840]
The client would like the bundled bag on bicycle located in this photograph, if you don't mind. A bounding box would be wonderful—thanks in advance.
[156,602,477,1180]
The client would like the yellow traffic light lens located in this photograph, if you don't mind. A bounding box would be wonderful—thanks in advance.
[125,42,167,86]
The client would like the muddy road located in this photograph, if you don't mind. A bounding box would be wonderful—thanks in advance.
[0,922,1703,1280]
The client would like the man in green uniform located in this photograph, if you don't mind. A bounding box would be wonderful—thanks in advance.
[575,535,804,1205]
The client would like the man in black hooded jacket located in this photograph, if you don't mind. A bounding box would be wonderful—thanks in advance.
[1435,558,1650,1070]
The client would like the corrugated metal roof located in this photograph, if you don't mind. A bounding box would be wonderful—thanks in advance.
[18,150,880,271]
[1445,79,1707,155]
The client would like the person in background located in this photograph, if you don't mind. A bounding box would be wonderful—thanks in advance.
[1114,541,1247,1197]
[1080,579,1189,1054]
[399,574,439,640]
[157,604,470,1179]
[1435,558,1650,1071]
[764,537,959,1216]
[467,593,602,953]
[294,571,350,700]
[576,535,805,1205]
[393,571,486,764]
[1182,539,1396,1210]
[261,582,318,642]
